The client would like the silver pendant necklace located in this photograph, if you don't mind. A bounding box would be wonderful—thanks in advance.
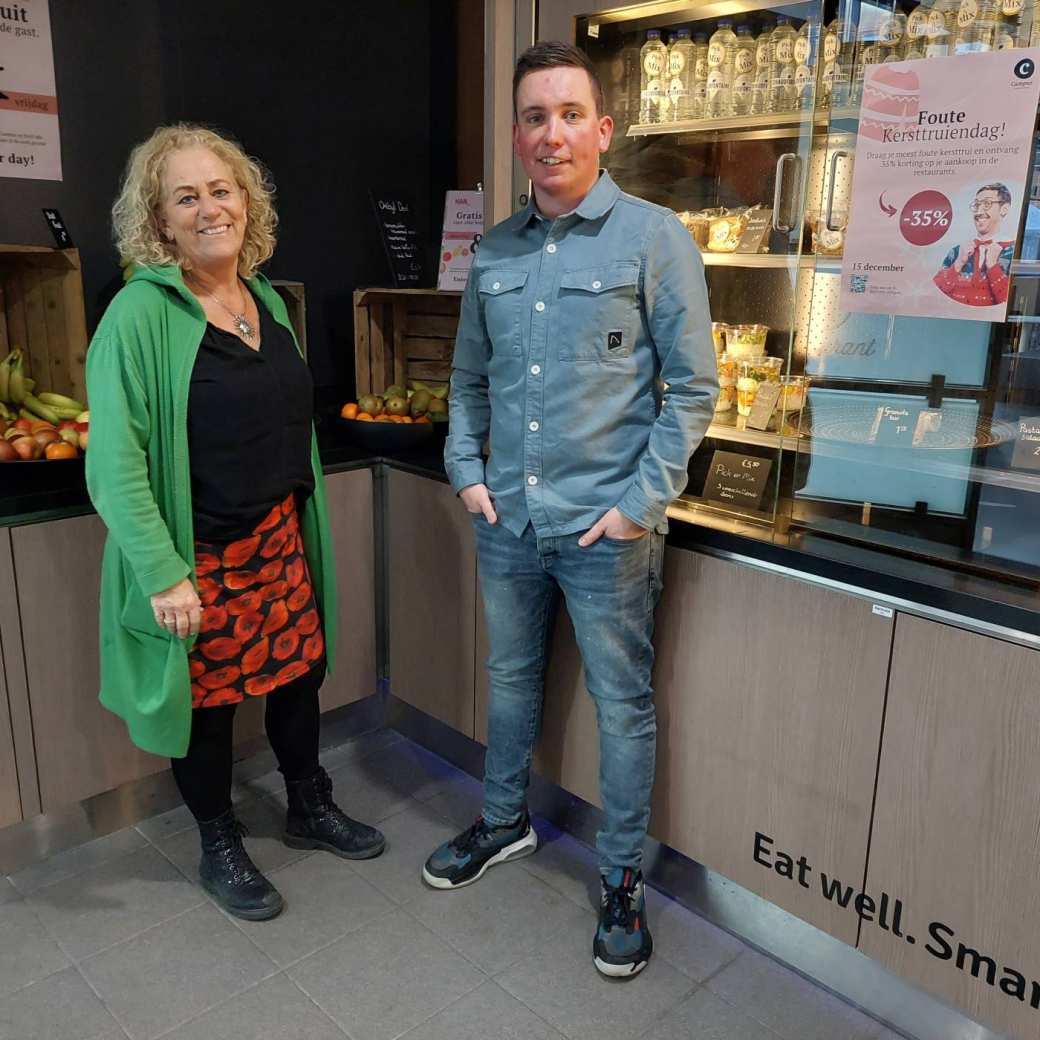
[190,275,257,340]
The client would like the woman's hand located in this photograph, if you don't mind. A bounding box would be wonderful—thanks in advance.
[150,578,202,639]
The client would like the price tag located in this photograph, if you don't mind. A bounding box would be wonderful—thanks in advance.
[735,207,774,254]
[745,381,781,431]
[42,208,72,248]
[702,450,773,511]
[870,404,922,447]
[1011,416,1040,470]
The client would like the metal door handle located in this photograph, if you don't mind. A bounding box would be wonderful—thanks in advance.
[772,153,799,233]
[825,150,851,231]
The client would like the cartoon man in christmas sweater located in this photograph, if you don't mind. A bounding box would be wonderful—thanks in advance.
[933,183,1014,307]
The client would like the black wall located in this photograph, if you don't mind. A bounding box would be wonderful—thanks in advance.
[0,0,449,396]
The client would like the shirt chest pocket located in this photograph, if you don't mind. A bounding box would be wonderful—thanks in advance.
[557,262,641,362]
[478,269,528,356]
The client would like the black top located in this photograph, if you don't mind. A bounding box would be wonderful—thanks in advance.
[188,291,314,542]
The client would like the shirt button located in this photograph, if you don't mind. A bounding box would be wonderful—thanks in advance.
[535,301,545,312]
[546,244,557,254]
[592,280,602,289]
[529,420,539,432]
[492,281,501,290]
[527,475,538,486]
[530,364,541,375]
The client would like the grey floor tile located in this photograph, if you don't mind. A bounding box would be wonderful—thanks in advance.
[289,907,486,1040]
[0,966,125,1040]
[161,973,346,1040]
[422,772,485,830]
[315,755,416,823]
[0,900,69,999]
[348,799,457,906]
[706,950,885,1040]
[407,862,581,974]
[398,979,565,1040]
[27,845,203,961]
[8,827,147,895]
[80,904,276,1040]
[135,803,196,844]
[0,877,20,905]
[496,906,695,1040]
[363,740,464,802]
[235,851,394,967]
[154,795,312,884]
[318,727,404,773]
[644,886,746,983]
[520,824,600,911]
[644,987,779,1040]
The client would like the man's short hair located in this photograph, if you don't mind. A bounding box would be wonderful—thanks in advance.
[513,41,604,118]
[976,183,1012,206]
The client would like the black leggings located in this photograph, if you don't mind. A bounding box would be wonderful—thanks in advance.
[171,662,323,823]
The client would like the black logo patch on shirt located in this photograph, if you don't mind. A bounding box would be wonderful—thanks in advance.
[607,330,624,351]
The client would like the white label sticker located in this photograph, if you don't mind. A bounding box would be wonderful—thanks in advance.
[668,50,687,75]
[735,49,755,74]
[958,0,978,28]
[695,57,708,78]
[794,37,811,63]
[706,69,727,95]
[708,41,726,66]
[775,38,794,63]
[824,31,839,60]
[733,73,752,97]
[927,9,947,35]
[908,10,929,37]
[757,41,771,66]
[796,64,813,92]
[872,604,894,618]
[644,51,665,75]
[1003,0,1024,13]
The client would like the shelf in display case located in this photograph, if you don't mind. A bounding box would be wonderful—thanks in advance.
[701,252,815,270]
[627,108,859,141]
[706,413,803,451]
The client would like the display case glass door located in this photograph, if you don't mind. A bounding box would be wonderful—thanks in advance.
[788,0,1040,584]
[576,0,825,535]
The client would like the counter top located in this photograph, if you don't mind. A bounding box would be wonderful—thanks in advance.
[3,426,1039,641]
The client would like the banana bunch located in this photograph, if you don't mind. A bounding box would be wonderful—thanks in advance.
[0,348,86,424]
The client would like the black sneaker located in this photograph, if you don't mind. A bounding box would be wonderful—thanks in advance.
[593,867,653,977]
[422,813,538,889]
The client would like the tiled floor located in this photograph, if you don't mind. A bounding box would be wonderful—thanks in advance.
[0,729,902,1040]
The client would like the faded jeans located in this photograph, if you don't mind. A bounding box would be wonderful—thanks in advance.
[474,515,665,874]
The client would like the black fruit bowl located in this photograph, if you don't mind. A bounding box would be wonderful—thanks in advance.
[0,455,86,495]
[338,418,435,453]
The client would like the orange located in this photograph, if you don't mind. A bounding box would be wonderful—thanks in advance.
[375,415,393,422]
[356,413,374,422]
[414,415,431,424]
[340,402,359,419]
[44,442,78,460]
[401,415,414,424]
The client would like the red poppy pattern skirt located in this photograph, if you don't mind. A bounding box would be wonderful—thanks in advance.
[189,493,325,709]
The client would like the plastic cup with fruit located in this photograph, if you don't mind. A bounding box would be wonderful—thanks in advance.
[724,323,770,360]
[715,353,738,413]
[736,357,783,417]
[711,322,729,355]
[777,375,810,414]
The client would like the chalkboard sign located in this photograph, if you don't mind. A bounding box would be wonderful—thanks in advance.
[869,403,923,447]
[369,191,429,288]
[702,450,773,511]
[1011,416,1040,470]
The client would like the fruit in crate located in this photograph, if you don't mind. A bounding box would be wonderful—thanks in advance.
[0,347,89,459]
[340,382,449,426]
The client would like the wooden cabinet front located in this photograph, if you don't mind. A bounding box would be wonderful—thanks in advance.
[387,469,476,736]
[0,529,23,827]
[861,615,1040,1040]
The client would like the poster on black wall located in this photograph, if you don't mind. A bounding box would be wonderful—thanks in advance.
[0,0,62,181]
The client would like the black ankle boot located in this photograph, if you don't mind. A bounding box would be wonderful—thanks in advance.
[198,810,284,921]
[284,766,386,860]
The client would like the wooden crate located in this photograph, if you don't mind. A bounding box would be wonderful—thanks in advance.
[271,279,307,358]
[353,287,462,396]
[0,245,89,405]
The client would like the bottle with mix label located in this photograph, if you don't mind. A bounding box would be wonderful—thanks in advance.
[706,19,738,118]
[667,28,696,121]
[770,15,798,113]
[850,21,882,103]
[904,0,933,56]
[751,19,775,114]
[925,0,960,53]
[954,0,999,51]
[639,29,669,123]
[996,0,1026,46]
[794,17,820,108]
[879,3,909,59]
[731,25,757,115]
[691,32,710,118]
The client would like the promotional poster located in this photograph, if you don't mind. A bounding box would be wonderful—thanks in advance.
[0,0,61,181]
[840,50,1040,322]
[437,190,483,291]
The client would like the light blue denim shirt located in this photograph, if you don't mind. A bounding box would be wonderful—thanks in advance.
[445,171,718,538]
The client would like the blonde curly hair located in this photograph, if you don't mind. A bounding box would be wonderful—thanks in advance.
[112,124,277,278]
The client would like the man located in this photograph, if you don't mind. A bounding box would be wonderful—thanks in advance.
[933,183,1014,307]
[423,41,717,978]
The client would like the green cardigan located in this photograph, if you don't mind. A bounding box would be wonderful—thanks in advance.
[85,265,337,758]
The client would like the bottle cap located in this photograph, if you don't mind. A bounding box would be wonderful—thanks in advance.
[648,29,662,38]
[719,19,733,27]
[676,28,691,37]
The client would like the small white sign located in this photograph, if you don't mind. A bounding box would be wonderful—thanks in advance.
[872,604,895,618]
[438,190,483,291]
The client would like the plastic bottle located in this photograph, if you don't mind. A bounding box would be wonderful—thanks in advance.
[905,0,933,55]
[996,0,1026,47]
[770,16,798,113]
[954,0,999,51]
[879,4,909,59]
[925,0,960,54]
[691,32,710,118]
[639,30,668,123]
[794,17,820,108]
[706,19,738,118]
[850,22,882,104]
[731,26,757,116]
[751,20,775,114]
[667,28,696,121]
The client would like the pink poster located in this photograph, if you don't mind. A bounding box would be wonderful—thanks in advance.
[840,50,1040,322]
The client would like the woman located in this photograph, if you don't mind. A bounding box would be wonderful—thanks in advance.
[86,124,384,921]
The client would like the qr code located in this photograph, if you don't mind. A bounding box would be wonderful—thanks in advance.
[850,274,868,294]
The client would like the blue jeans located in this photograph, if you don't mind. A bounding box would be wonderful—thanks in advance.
[474,516,665,874]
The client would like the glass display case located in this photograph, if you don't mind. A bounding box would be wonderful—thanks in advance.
[576,0,1040,590]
